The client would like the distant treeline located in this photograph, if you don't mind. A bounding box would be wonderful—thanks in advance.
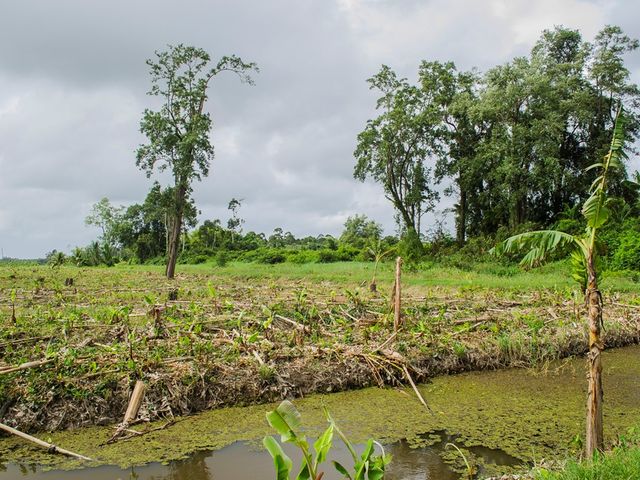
[50,193,640,273]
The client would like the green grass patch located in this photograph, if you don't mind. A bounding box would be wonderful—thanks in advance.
[534,446,640,479]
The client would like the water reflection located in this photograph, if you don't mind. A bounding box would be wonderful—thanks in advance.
[1,435,522,480]
[8,344,639,480]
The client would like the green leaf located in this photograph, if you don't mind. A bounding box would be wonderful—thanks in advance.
[582,193,609,229]
[333,461,353,479]
[367,467,385,480]
[263,436,293,480]
[491,230,579,268]
[324,407,358,462]
[360,439,375,462]
[313,424,334,466]
[570,248,587,290]
[584,162,603,172]
[266,400,304,443]
[295,463,311,480]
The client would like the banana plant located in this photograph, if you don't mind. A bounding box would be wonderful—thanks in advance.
[263,400,334,480]
[491,106,627,456]
[263,401,390,480]
[327,408,390,480]
[366,239,395,292]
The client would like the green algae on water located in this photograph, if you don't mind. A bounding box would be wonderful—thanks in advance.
[1,346,639,474]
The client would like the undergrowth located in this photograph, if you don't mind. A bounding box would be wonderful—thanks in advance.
[0,263,639,433]
[533,427,640,479]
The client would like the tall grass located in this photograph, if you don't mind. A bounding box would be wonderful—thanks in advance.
[534,445,640,479]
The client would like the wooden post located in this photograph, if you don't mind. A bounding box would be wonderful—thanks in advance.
[107,380,146,444]
[394,257,402,332]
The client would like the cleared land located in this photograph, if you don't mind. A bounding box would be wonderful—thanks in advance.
[0,261,639,432]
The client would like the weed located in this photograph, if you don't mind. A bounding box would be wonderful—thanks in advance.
[264,401,390,480]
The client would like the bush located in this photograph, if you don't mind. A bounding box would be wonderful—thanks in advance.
[239,248,286,264]
[215,250,230,267]
[533,439,640,479]
[317,249,340,263]
[611,227,640,271]
[286,250,318,264]
[258,250,286,264]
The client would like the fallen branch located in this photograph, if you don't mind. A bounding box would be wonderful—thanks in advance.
[373,331,397,352]
[0,422,92,461]
[338,307,359,323]
[0,358,55,375]
[451,315,493,325]
[451,321,486,336]
[612,302,640,310]
[113,419,176,443]
[0,335,53,348]
[274,314,309,332]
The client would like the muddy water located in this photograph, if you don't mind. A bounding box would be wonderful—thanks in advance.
[1,345,639,479]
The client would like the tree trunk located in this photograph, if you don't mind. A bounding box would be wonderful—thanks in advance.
[165,186,186,280]
[585,253,604,456]
[456,187,467,246]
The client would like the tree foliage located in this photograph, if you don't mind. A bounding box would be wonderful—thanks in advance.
[354,65,439,244]
[359,26,639,247]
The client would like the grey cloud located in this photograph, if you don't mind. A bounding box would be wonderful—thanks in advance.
[0,0,638,257]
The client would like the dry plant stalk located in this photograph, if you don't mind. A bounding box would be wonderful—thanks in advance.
[0,422,92,461]
[106,380,146,444]
[402,365,432,414]
[393,257,402,332]
[0,358,55,375]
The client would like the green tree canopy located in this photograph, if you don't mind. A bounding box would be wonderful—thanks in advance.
[354,65,439,246]
[339,214,383,249]
[136,44,257,278]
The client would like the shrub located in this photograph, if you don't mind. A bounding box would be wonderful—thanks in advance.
[286,250,318,264]
[611,228,640,271]
[317,249,340,263]
[215,250,230,267]
[239,248,286,264]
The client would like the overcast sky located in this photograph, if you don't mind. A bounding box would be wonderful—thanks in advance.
[1,0,639,258]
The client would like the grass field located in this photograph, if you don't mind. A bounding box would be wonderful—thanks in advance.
[179,260,640,290]
[1,260,639,434]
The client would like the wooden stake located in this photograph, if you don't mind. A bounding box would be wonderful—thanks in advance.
[394,257,402,332]
[0,422,92,461]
